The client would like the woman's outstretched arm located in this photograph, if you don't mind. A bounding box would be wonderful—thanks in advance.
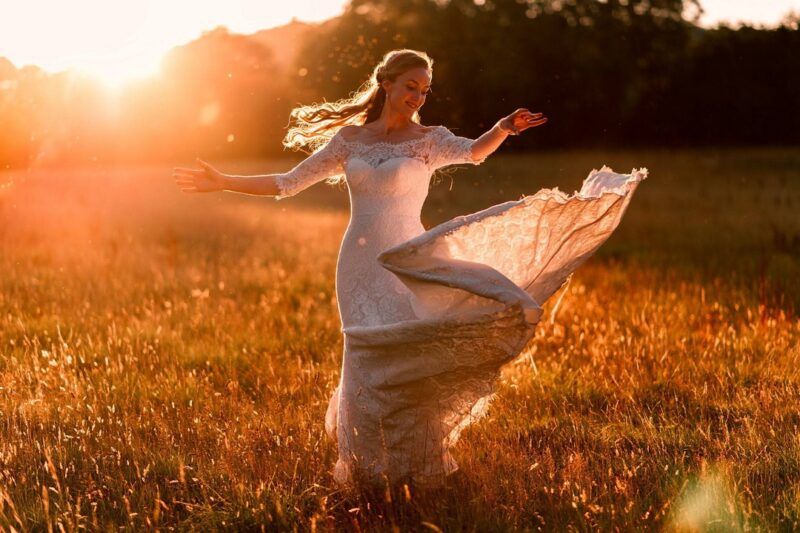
[470,108,548,162]
[223,170,281,196]
[173,160,279,196]
[173,132,347,198]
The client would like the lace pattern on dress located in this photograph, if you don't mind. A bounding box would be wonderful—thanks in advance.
[274,132,349,199]
[275,116,644,487]
[275,125,481,200]
[426,125,486,169]
[342,125,483,170]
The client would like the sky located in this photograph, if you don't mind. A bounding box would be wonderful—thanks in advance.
[0,0,797,86]
[0,0,349,85]
[697,0,799,27]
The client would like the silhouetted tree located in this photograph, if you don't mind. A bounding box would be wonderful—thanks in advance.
[0,0,797,169]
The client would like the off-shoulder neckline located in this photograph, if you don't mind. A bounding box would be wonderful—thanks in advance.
[337,125,444,148]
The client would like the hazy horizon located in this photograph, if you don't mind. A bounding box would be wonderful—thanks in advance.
[1,0,797,83]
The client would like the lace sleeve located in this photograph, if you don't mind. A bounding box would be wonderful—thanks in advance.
[274,132,348,199]
[428,126,485,170]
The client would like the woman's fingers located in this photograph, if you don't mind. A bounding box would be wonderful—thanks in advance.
[521,118,548,130]
[501,107,548,135]
[518,112,543,120]
[197,159,217,173]
[173,169,204,177]
[175,179,198,192]
[174,172,201,187]
[514,112,544,125]
[172,163,212,193]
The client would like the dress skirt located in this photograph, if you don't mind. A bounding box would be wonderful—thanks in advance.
[326,166,648,486]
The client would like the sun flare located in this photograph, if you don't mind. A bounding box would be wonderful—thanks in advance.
[0,0,348,89]
[70,49,167,90]
[0,0,170,88]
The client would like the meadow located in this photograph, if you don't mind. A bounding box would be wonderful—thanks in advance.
[0,147,799,531]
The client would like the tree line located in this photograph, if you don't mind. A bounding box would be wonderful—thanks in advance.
[0,0,797,168]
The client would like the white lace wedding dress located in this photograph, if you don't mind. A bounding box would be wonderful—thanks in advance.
[274,126,646,486]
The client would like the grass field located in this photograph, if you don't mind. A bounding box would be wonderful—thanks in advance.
[1,148,799,530]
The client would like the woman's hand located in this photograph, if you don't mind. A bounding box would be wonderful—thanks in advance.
[172,159,226,193]
[472,108,548,162]
[497,108,548,135]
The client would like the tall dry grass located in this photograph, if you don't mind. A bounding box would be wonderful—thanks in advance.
[0,148,798,530]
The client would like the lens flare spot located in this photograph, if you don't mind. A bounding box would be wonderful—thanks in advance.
[670,471,742,530]
[199,102,220,125]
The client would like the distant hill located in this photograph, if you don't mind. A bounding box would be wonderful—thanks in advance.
[250,20,320,75]
[0,57,18,80]
[0,18,333,83]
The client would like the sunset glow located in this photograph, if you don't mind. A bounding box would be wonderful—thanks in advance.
[698,0,799,27]
[1,0,798,88]
[0,0,348,87]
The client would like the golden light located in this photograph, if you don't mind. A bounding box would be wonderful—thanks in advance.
[1,0,795,90]
[699,0,800,26]
[0,0,348,89]
[1,0,160,88]
[669,470,743,530]
[71,52,165,90]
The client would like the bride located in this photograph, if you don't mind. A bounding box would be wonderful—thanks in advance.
[173,49,645,487]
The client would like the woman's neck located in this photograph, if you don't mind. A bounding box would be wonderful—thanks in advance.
[368,107,414,135]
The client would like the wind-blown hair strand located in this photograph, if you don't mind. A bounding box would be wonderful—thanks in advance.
[283,49,433,154]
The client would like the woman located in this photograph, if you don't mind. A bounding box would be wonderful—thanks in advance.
[173,49,645,487]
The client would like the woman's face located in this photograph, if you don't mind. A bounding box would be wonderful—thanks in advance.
[383,67,432,119]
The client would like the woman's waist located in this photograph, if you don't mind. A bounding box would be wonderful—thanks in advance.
[342,217,423,248]
[350,211,421,220]
[348,195,424,219]
[346,213,423,232]
[347,205,423,224]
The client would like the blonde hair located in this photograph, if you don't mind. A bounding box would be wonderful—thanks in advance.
[283,49,433,154]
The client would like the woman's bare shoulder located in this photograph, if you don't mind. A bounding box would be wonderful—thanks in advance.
[421,125,448,135]
[338,123,441,143]
[338,125,363,142]
[409,125,444,140]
